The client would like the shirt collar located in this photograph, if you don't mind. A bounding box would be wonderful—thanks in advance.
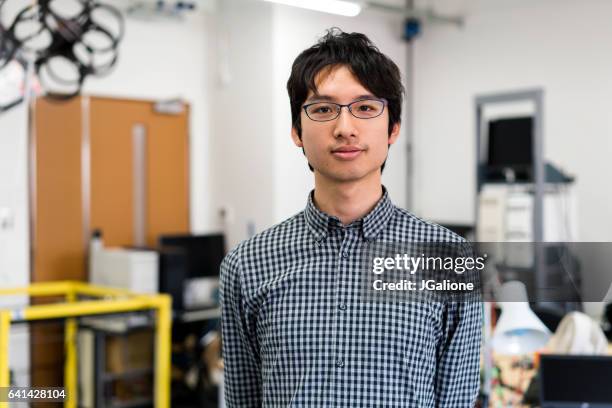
[304,186,395,242]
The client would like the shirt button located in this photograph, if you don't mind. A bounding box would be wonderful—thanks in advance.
[338,303,347,311]
[341,251,349,259]
[335,358,344,368]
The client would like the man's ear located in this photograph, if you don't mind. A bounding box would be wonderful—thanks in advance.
[388,122,400,146]
[291,126,303,147]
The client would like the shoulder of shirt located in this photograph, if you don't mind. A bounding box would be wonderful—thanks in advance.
[222,211,305,264]
[391,206,467,243]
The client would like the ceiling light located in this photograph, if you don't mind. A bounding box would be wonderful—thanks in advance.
[262,0,362,17]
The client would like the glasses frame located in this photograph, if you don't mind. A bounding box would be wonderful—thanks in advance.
[302,97,388,122]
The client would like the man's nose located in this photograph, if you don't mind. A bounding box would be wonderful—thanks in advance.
[333,106,358,139]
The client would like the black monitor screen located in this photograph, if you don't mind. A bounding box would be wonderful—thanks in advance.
[541,355,612,403]
[158,234,226,279]
[487,117,533,168]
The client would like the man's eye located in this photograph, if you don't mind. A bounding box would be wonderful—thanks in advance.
[311,104,336,114]
[358,104,374,111]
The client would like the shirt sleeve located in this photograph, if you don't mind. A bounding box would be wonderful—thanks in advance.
[220,248,262,407]
[434,298,483,407]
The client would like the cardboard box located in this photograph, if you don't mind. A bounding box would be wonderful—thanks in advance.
[106,330,153,374]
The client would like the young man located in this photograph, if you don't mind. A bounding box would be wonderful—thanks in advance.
[221,29,482,407]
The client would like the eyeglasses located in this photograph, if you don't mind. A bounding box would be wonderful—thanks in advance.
[302,98,387,122]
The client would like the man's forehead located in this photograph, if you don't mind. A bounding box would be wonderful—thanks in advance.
[306,64,373,101]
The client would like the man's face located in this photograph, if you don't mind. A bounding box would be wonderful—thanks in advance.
[291,65,400,184]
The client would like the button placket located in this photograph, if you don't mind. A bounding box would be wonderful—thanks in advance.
[330,228,345,376]
[334,228,355,372]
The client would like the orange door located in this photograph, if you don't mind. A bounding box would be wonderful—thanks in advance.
[32,95,190,388]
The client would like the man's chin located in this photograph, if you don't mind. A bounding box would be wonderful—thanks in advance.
[316,167,380,184]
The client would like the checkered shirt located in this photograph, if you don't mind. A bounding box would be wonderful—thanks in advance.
[220,187,483,407]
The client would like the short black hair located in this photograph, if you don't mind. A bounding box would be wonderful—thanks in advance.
[287,28,404,172]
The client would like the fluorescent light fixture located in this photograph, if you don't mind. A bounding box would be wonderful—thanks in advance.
[262,0,362,17]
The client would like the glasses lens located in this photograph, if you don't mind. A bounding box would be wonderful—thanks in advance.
[306,102,339,121]
[350,99,384,119]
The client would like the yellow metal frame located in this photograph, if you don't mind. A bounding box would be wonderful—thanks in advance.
[0,281,172,408]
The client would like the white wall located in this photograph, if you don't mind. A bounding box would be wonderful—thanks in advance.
[0,103,30,387]
[412,0,612,241]
[208,0,277,249]
[0,103,29,289]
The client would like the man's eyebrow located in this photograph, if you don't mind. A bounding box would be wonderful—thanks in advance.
[305,94,335,103]
[305,94,377,103]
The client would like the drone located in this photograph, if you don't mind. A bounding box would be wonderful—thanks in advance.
[0,0,124,112]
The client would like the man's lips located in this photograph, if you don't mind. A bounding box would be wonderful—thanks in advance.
[331,146,364,160]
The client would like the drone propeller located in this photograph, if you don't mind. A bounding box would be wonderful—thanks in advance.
[0,0,123,107]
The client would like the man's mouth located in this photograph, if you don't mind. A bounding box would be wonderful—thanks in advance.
[331,146,364,160]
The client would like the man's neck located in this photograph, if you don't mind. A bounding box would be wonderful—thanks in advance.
[312,172,383,226]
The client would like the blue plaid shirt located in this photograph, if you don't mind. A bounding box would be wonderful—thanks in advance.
[220,187,482,407]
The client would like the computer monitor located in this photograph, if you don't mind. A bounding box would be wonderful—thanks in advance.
[540,354,612,407]
[487,116,533,167]
[158,234,226,279]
